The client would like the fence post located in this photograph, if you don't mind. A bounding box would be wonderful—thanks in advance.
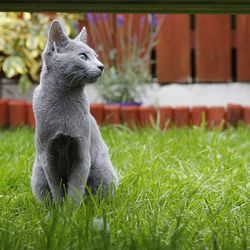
[236,15,250,81]
[156,14,191,83]
[196,15,231,82]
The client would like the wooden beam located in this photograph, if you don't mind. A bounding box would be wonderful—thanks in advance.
[1,1,250,14]
[156,15,191,83]
[196,15,231,82]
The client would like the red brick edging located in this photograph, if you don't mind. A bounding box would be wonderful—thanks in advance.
[0,100,250,129]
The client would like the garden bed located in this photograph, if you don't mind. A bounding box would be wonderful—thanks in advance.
[0,126,249,249]
[1,99,250,129]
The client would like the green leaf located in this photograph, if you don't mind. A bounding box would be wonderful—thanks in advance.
[2,56,16,78]
[26,36,39,50]
[18,74,31,95]
[12,56,27,74]
[2,56,27,78]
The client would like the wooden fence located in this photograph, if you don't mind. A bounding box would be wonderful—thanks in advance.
[156,15,250,83]
[87,14,250,84]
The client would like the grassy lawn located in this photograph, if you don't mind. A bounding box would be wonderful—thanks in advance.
[0,126,249,250]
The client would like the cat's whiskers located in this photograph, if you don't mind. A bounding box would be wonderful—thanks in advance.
[65,71,81,81]
[65,70,84,87]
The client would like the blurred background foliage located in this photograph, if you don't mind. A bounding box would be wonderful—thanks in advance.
[0,12,159,103]
[87,14,160,103]
[0,12,84,94]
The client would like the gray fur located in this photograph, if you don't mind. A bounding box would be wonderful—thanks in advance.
[31,20,118,203]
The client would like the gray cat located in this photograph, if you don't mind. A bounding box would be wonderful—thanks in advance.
[31,20,119,203]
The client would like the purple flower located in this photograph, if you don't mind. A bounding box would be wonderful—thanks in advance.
[116,14,124,27]
[140,16,146,26]
[151,14,157,29]
[102,14,109,21]
[73,21,79,31]
[140,15,146,30]
[87,13,95,24]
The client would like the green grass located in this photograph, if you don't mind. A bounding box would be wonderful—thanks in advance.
[0,126,249,250]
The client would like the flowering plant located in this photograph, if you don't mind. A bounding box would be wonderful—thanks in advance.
[87,14,163,103]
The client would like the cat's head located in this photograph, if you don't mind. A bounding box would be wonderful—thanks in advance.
[42,19,104,86]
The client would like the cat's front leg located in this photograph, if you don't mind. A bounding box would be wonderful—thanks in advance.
[87,115,119,196]
[67,153,91,204]
[31,155,52,202]
[41,150,66,203]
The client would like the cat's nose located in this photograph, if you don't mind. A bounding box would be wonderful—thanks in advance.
[98,65,104,72]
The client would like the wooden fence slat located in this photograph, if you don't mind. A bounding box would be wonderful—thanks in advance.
[236,15,250,81]
[196,15,231,82]
[156,14,191,83]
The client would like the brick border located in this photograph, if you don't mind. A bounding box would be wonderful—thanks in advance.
[0,100,249,129]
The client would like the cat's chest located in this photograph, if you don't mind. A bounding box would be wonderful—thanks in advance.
[35,93,90,139]
[49,102,87,124]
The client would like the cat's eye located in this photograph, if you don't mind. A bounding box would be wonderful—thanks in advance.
[79,53,88,60]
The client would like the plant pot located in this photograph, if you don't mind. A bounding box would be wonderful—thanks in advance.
[121,105,139,129]
[191,106,207,126]
[243,106,250,125]
[139,106,156,127]
[207,106,225,129]
[119,102,142,107]
[26,102,36,129]
[90,103,104,125]
[0,99,9,127]
[8,100,26,128]
[174,107,190,128]
[159,106,173,129]
[227,104,243,127]
[104,105,121,125]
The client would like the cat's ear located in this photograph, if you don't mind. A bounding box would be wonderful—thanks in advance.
[75,26,88,43]
[48,19,69,49]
